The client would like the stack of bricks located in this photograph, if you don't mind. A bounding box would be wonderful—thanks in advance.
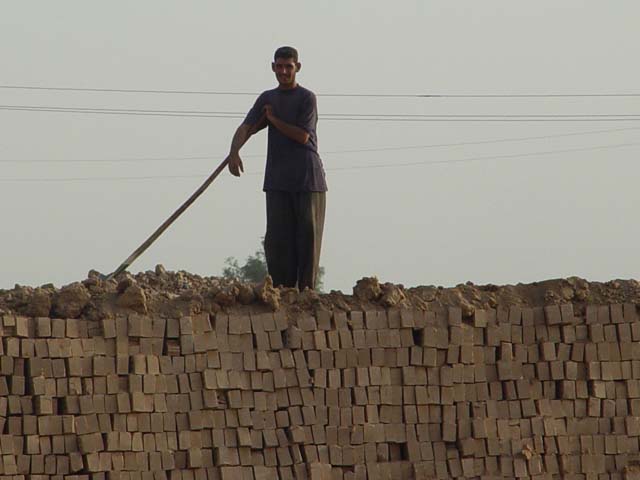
[1,302,640,479]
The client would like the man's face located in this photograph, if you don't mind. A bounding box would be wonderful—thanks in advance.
[272,57,300,89]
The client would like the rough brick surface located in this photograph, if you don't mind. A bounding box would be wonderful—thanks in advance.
[2,302,640,479]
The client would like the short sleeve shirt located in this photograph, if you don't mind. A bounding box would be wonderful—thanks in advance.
[243,85,328,192]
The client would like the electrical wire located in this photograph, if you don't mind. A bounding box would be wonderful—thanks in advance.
[2,141,638,183]
[2,84,640,98]
[1,105,640,122]
[1,126,638,164]
[331,141,640,171]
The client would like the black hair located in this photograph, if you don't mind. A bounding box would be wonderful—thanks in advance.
[274,46,299,63]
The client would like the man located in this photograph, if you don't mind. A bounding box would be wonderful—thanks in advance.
[225,46,327,290]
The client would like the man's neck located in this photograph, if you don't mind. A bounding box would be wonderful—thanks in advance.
[278,82,298,91]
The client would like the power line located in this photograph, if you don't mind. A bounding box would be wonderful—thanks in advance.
[2,141,637,183]
[331,141,640,171]
[2,104,640,117]
[0,105,244,119]
[320,126,640,155]
[2,84,640,98]
[2,126,638,164]
[2,104,640,122]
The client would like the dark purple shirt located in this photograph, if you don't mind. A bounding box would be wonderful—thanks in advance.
[243,85,328,192]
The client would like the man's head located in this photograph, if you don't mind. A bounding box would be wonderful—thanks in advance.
[272,46,301,89]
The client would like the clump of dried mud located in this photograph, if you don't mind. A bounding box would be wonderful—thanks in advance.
[1,266,639,321]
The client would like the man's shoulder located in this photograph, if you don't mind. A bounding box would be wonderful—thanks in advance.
[257,88,279,99]
[296,85,316,99]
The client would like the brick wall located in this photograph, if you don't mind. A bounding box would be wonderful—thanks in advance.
[1,303,640,479]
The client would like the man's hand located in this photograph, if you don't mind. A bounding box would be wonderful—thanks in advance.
[262,104,309,145]
[226,151,244,177]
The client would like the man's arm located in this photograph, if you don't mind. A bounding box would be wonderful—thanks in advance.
[226,114,267,177]
[264,105,309,145]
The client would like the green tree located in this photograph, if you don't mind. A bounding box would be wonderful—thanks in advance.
[222,238,325,291]
[222,248,268,284]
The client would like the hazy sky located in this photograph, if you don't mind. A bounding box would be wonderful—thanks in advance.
[2,1,639,293]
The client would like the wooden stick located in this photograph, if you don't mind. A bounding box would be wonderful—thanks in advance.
[105,158,229,280]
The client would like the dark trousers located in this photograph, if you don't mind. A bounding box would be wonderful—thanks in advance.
[264,191,326,290]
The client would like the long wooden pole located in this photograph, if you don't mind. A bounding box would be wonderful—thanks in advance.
[105,158,229,280]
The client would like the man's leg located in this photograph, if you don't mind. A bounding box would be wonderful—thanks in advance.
[264,191,298,288]
[294,192,326,290]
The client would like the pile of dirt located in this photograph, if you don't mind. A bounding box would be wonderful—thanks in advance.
[1,266,639,320]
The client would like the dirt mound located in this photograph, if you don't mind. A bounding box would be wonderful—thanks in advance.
[1,266,639,320]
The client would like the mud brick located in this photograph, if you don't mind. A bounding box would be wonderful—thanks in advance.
[159,317,177,339]
[563,361,578,380]
[351,330,365,349]
[425,326,449,349]
[555,342,570,361]
[149,317,166,339]
[36,317,52,337]
[297,315,318,332]
[131,392,153,412]
[582,344,599,364]
[497,323,511,342]
[444,345,459,365]
[615,324,633,348]
[228,315,251,335]
[308,310,330,332]
[307,463,332,480]
[265,311,286,331]
[296,331,312,350]
[257,314,278,335]
[582,305,598,325]
[623,302,638,322]
[50,318,66,338]
[625,416,640,436]
[533,324,549,343]
[130,354,147,374]
[389,309,412,330]
[596,305,611,324]
[559,380,577,399]
[226,333,250,352]
[497,361,516,381]
[460,345,474,364]
[393,329,412,350]
[603,362,623,381]
[187,313,210,334]
[603,324,618,342]
[596,342,611,361]
[78,432,105,453]
[548,360,565,380]
[448,325,464,347]
[177,333,194,354]
[520,325,536,346]
[628,380,640,398]
[192,332,211,353]
[252,332,269,351]
[395,347,409,367]
[557,303,574,324]
[380,329,400,348]
[556,327,574,346]
[600,304,622,327]
[13,315,30,338]
[370,330,391,348]
[540,342,557,361]
[1,314,16,329]
[360,310,377,330]
[443,307,461,327]
[311,331,327,350]
[510,325,523,345]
